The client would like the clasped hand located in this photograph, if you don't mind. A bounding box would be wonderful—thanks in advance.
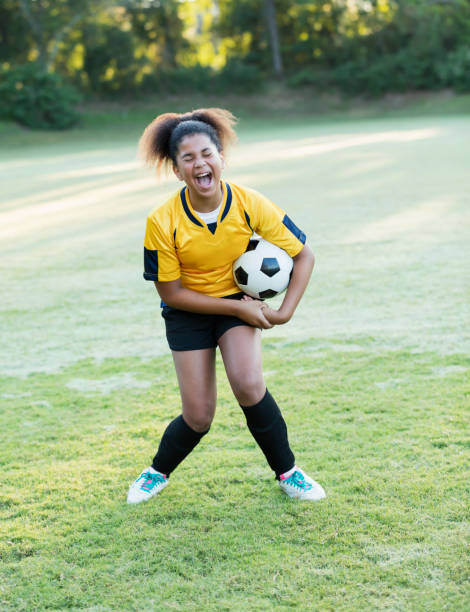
[239,295,288,329]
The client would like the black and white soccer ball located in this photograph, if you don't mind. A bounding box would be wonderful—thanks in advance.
[233,237,293,299]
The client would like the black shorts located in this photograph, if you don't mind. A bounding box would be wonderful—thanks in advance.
[161,293,251,351]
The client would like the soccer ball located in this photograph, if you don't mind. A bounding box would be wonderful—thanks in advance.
[233,237,293,299]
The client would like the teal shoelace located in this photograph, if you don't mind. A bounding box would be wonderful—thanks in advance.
[285,471,313,491]
[138,472,166,492]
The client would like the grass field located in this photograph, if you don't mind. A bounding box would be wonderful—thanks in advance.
[1,101,469,610]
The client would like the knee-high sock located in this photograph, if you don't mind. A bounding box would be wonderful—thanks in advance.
[152,415,209,476]
[240,388,295,478]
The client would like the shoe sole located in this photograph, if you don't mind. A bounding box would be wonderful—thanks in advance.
[280,485,326,501]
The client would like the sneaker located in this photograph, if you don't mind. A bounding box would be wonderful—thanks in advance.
[127,467,168,504]
[279,467,326,501]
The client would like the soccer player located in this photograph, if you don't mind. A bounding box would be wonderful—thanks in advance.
[127,108,326,504]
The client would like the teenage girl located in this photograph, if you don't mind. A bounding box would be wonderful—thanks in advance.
[127,108,326,503]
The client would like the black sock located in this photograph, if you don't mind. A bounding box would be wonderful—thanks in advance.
[240,389,295,479]
[152,415,209,476]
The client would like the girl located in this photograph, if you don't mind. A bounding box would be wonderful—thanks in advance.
[127,108,325,504]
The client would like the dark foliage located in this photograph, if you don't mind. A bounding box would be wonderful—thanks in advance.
[1,0,470,127]
[0,63,81,129]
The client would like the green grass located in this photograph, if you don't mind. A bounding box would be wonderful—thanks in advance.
[1,90,470,151]
[1,98,469,609]
[1,344,468,610]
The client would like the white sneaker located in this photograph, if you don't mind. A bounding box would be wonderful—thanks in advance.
[279,467,326,501]
[127,466,168,504]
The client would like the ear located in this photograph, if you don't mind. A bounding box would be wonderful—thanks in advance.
[173,164,183,181]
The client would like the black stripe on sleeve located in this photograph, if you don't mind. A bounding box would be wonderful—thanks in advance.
[244,210,253,231]
[143,247,159,281]
[282,214,306,244]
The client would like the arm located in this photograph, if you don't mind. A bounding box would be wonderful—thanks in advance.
[261,243,315,325]
[155,279,273,329]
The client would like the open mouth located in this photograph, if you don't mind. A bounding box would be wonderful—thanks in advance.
[195,172,213,188]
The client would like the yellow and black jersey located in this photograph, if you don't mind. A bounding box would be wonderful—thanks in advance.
[143,181,306,297]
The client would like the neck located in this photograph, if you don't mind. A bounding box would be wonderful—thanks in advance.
[188,182,223,213]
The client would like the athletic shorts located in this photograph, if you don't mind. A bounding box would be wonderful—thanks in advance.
[161,293,251,351]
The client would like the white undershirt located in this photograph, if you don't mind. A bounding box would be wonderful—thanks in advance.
[193,201,222,225]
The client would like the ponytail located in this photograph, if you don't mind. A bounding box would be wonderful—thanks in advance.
[139,108,237,174]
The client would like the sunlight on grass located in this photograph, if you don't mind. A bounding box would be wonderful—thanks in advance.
[342,196,456,243]
[280,127,440,159]
[45,160,141,180]
[1,115,469,377]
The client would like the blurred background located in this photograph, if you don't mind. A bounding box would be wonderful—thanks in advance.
[1,0,470,129]
[1,1,469,376]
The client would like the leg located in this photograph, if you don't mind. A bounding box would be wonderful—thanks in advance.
[152,348,216,476]
[172,348,217,432]
[218,326,295,477]
[217,325,265,406]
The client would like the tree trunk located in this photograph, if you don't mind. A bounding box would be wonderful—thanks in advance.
[264,0,283,78]
[18,0,48,70]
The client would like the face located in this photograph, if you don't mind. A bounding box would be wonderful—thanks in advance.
[173,132,225,202]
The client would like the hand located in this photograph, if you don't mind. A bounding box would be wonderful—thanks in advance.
[259,305,290,326]
[237,299,273,329]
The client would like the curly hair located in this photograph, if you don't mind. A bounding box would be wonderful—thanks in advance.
[139,108,238,174]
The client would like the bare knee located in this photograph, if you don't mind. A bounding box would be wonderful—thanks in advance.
[230,373,265,407]
[182,398,215,432]
[183,412,213,433]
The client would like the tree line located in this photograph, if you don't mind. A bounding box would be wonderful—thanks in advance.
[1,1,470,128]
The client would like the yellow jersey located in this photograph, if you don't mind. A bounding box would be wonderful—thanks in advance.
[143,181,306,297]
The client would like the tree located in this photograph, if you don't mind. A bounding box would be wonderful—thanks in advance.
[16,0,108,71]
[264,0,283,77]
[0,0,31,64]
[126,0,186,70]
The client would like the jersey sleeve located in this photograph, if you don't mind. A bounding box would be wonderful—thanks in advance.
[246,190,306,258]
[143,213,180,282]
